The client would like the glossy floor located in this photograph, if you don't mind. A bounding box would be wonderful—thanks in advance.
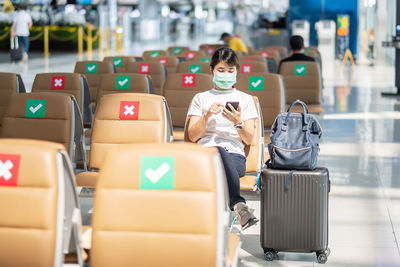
[0,49,399,266]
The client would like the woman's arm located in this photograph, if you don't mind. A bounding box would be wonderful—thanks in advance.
[222,104,256,145]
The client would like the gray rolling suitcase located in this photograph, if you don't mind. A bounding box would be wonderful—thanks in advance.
[260,167,330,264]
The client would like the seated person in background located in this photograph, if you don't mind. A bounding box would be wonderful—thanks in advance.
[186,47,258,230]
[220,32,248,55]
[278,35,315,72]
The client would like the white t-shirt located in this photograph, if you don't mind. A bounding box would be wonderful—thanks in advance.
[13,11,32,37]
[187,88,258,156]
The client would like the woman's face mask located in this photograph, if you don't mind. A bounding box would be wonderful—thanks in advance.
[213,71,237,89]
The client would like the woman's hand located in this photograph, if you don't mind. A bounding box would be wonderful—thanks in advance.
[223,104,242,125]
[205,103,224,120]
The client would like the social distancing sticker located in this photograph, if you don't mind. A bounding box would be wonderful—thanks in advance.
[186,52,195,60]
[158,58,168,67]
[26,99,46,118]
[182,74,196,87]
[200,58,210,63]
[295,64,307,76]
[116,76,131,90]
[113,57,123,67]
[140,156,175,190]
[86,63,98,74]
[150,51,160,57]
[249,76,264,91]
[241,64,253,73]
[51,76,66,90]
[173,48,181,55]
[139,64,151,74]
[0,153,21,187]
[119,101,139,120]
[189,64,201,73]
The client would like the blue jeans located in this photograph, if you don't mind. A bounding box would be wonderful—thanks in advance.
[17,36,29,53]
[216,146,247,210]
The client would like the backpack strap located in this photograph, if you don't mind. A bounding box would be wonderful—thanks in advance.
[285,170,294,190]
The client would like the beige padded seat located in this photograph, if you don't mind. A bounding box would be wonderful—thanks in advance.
[0,72,25,126]
[250,49,280,68]
[126,61,166,95]
[32,72,92,127]
[238,55,266,63]
[177,50,205,61]
[149,56,179,74]
[176,61,211,74]
[167,46,190,56]
[192,56,211,63]
[0,92,86,165]
[142,50,168,60]
[199,44,223,56]
[74,61,114,107]
[162,73,213,139]
[0,139,84,267]
[90,143,236,267]
[103,56,135,73]
[96,73,151,106]
[240,62,268,73]
[236,73,285,129]
[76,93,173,187]
[279,61,323,113]
[263,46,288,58]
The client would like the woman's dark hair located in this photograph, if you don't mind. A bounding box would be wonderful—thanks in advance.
[210,47,240,71]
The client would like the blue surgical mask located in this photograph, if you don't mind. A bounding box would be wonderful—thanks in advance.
[213,72,237,89]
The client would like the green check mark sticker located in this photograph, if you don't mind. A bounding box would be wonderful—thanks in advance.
[113,57,123,67]
[189,64,201,73]
[116,76,131,90]
[295,64,307,76]
[150,51,160,57]
[140,156,175,190]
[200,58,210,63]
[173,48,181,55]
[249,76,264,91]
[86,63,98,74]
[26,99,46,118]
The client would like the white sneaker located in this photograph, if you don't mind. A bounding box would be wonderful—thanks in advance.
[22,53,28,62]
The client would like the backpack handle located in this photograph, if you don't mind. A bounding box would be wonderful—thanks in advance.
[283,100,309,130]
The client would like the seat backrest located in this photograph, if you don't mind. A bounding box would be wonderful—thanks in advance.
[250,50,280,67]
[244,96,264,173]
[167,46,190,56]
[0,139,82,267]
[103,56,135,73]
[89,93,173,170]
[0,72,25,126]
[238,55,266,63]
[199,43,223,56]
[97,74,151,105]
[236,73,285,129]
[74,61,114,104]
[192,56,211,63]
[126,61,166,95]
[240,62,268,74]
[91,143,229,267]
[176,61,211,74]
[163,73,213,128]
[279,61,321,105]
[149,56,179,74]
[177,50,205,61]
[0,92,85,162]
[142,50,168,60]
[263,46,288,58]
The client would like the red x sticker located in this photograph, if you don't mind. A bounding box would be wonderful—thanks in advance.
[139,64,151,74]
[241,64,253,73]
[244,58,255,62]
[186,52,195,60]
[119,101,140,120]
[182,74,196,87]
[51,76,66,90]
[158,58,168,67]
[260,51,269,57]
[0,154,21,187]
[207,48,214,54]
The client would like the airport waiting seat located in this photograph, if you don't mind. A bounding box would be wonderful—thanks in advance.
[167,46,190,56]
[76,93,173,187]
[149,56,179,74]
[238,56,270,72]
[32,72,93,128]
[263,46,288,58]
[126,61,166,95]
[0,72,25,127]
[192,55,211,63]
[74,61,114,108]
[90,143,238,267]
[250,50,280,72]
[240,62,268,74]
[177,50,206,61]
[142,50,168,60]
[0,92,86,167]
[199,44,222,56]
[279,61,323,113]
[163,73,213,140]
[0,139,84,267]
[103,56,135,73]
[176,61,211,74]
[96,73,153,104]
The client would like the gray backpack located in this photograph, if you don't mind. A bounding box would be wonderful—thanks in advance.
[267,100,322,170]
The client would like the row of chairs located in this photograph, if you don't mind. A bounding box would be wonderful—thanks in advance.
[0,139,241,267]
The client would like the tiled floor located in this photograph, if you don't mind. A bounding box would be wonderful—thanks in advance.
[0,44,399,266]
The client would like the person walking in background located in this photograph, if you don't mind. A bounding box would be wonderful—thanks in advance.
[12,5,32,62]
[220,32,248,54]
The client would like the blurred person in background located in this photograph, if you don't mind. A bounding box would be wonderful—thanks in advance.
[12,5,32,62]
[220,32,248,54]
[278,35,315,72]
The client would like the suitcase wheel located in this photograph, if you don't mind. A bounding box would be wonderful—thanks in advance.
[316,250,329,264]
[264,250,278,261]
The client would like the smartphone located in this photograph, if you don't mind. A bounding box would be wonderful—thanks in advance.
[225,101,239,111]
